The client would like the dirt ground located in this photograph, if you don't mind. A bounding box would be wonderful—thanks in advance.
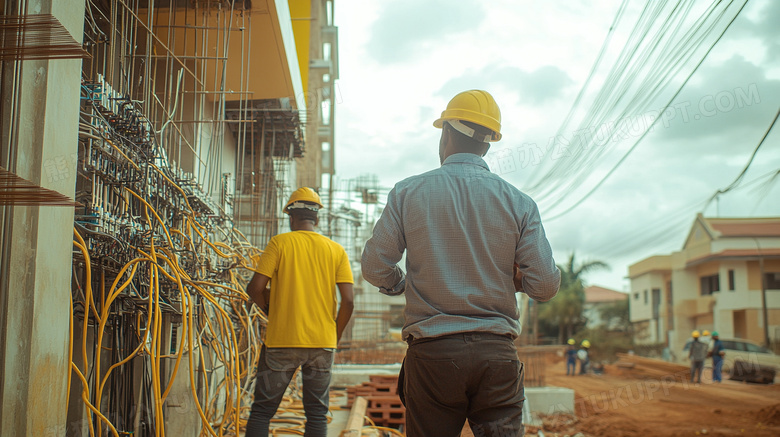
[530,357,780,437]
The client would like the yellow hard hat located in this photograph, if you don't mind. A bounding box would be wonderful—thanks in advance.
[581,340,591,348]
[567,338,575,345]
[692,330,700,338]
[702,330,710,337]
[283,187,324,214]
[433,90,502,142]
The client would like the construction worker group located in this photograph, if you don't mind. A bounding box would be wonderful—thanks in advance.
[244,89,561,437]
[566,338,591,375]
[689,329,726,384]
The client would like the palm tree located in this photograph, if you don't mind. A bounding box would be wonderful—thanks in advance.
[539,252,609,343]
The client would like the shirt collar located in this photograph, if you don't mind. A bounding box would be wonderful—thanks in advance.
[442,153,490,171]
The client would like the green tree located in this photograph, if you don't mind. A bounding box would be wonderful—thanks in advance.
[598,298,631,332]
[539,252,609,343]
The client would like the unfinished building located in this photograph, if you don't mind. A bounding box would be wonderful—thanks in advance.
[0,0,339,435]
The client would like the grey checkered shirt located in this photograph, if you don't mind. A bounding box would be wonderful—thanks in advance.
[362,153,560,340]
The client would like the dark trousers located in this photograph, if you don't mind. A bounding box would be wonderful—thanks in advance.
[401,332,525,437]
[690,360,704,383]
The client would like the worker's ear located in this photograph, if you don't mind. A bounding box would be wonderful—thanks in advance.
[314,215,320,227]
[481,143,491,157]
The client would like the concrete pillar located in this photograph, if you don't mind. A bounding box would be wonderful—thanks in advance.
[0,1,85,436]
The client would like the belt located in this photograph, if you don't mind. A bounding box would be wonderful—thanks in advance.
[405,331,514,346]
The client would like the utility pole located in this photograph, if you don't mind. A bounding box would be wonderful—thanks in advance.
[760,256,770,348]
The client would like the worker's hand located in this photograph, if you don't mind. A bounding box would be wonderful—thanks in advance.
[513,263,524,292]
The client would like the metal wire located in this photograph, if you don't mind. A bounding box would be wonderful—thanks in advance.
[0,14,89,60]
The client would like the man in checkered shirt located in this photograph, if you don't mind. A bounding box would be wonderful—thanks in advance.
[362,90,560,437]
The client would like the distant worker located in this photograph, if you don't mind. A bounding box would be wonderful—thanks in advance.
[566,338,578,376]
[578,340,591,375]
[244,187,355,437]
[688,330,708,384]
[362,89,561,436]
[701,329,712,345]
[708,331,726,383]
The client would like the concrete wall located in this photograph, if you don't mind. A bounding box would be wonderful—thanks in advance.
[711,237,780,252]
[0,1,86,436]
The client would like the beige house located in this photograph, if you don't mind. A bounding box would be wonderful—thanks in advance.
[584,285,628,329]
[628,214,780,356]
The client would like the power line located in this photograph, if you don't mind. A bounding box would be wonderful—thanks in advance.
[542,0,751,221]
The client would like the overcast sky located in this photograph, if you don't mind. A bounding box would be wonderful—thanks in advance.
[331,0,780,292]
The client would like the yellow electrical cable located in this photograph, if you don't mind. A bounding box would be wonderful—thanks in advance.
[104,138,140,171]
[152,254,188,400]
[364,426,405,437]
[148,162,194,213]
[71,363,118,437]
[188,219,237,259]
[125,188,175,249]
[75,175,264,435]
[72,231,94,421]
[94,260,144,436]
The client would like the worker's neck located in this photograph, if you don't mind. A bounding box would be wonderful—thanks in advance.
[292,222,316,232]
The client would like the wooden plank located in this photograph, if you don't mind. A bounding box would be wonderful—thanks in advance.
[461,420,475,437]
[339,396,368,437]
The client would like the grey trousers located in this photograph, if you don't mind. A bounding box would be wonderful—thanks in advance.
[245,346,334,437]
[401,332,525,437]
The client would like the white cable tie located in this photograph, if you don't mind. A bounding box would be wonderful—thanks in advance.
[447,119,491,143]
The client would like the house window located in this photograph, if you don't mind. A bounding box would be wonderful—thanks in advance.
[634,292,639,300]
[700,274,720,296]
[765,272,780,289]
[728,269,735,291]
[643,290,648,304]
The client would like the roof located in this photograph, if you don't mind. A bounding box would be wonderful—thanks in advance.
[585,285,628,304]
[708,219,780,238]
[686,248,780,267]
[628,255,672,278]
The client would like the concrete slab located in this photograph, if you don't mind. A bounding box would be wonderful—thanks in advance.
[331,363,402,389]
[524,386,575,416]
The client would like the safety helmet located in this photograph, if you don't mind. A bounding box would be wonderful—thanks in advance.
[283,187,324,214]
[692,330,700,338]
[567,338,575,345]
[433,90,502,142]
[581,340,591,348]
[712,331,719,337]
[702,330,710,337]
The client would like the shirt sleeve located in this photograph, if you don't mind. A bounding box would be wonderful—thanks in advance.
[336,248,355,284]
[516,201,561,302]
[254,237,280,278]
[361,186,406,295]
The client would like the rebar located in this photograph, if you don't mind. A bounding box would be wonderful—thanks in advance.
[0,166,79,206]
[0,14,89,60]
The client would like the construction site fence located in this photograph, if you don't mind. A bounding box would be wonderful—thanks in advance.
[335,340,407,365]
[516,345,562,387]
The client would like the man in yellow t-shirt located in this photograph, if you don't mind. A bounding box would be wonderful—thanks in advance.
[244,187,354,437]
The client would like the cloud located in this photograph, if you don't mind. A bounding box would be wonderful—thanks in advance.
[366,0,485,63]
[436,65,574,106]
[652,55,780,147]
[720,0,780,67]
